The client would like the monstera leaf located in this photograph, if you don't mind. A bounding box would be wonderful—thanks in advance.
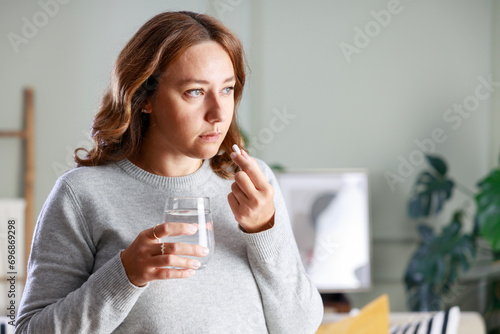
[408,155,454,218]
[475,168,500,255]
[426,155,448,176]
[404,212,475,311]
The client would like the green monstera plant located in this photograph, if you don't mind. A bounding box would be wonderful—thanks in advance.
[476,169,500,257]
[404,154,500,331]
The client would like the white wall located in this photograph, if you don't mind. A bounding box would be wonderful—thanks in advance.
[0,0,255,212]
[492,1,500,167]
[0,0,496,312]
[247,0,492,311]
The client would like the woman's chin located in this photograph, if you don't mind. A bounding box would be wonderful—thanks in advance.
[196,147,222,160]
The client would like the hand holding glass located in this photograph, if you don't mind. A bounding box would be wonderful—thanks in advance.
[162,197,214,269]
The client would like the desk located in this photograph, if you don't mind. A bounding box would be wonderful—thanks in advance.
[321,311,486,334]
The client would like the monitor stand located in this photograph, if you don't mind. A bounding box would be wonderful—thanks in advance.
[321,293,351,313]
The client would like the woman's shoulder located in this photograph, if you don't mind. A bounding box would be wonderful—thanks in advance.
[57,161,124,189]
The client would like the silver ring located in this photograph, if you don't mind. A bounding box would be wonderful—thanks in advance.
[161,242,165,255]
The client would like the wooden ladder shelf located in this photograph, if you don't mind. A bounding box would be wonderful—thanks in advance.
[0,88,35,274]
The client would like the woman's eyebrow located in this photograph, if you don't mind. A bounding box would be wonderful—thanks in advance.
[178,76,235,86]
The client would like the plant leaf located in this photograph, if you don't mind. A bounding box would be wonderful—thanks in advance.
[403,213,474,311]
[475,169,500,252]
[270,164,285,172]
[408,171,454,218]
[426,155,448,176]
[417,224,434,243]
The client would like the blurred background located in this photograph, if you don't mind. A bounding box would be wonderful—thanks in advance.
[1,0,499,316]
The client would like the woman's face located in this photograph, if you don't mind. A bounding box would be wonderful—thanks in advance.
[144,41,236,161]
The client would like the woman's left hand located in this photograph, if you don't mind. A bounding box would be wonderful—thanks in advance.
[228,147,275,233]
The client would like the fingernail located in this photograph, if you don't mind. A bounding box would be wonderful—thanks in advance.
[232,144,241,154]
[201,247,209,255]
[230,152,237,160]
[192,261,201,269]
[186,269,195,277]
[189,225,197,233]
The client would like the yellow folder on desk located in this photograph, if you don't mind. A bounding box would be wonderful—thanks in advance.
[317,294,390,334]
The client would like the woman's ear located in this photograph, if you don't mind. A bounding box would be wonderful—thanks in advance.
[142,100,153,114]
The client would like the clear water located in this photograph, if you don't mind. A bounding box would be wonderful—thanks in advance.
[162,209,214,269]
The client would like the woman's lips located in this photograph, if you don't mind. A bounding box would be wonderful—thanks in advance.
[199,132,221,142]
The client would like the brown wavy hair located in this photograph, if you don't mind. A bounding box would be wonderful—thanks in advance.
[75,11,246,179]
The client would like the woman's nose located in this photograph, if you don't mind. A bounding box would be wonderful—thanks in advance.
[205,93,228,123]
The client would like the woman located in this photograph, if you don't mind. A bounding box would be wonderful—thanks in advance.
[16,11,323,333]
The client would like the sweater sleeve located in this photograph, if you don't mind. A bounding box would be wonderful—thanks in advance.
[240,160,324,333]
[15,178,146,334]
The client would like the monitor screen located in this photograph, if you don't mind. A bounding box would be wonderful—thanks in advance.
[276,170,371,293]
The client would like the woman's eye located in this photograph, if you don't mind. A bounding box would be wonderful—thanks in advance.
[186,89,203,97]
[222,86,234,95]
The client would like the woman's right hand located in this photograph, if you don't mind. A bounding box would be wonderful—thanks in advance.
[120,223,209,287]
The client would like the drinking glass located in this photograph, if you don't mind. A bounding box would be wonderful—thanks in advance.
[162,197,214,269]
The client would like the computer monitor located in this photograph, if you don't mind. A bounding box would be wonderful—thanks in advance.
[276,169,371,293]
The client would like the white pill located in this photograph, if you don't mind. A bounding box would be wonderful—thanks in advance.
[232,144,241,155]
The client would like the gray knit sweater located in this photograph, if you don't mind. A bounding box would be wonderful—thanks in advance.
[16,158,323,333]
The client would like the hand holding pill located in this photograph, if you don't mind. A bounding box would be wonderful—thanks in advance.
[227,145,275,233]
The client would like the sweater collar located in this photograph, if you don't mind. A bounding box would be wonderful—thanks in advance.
[117,158,213,189]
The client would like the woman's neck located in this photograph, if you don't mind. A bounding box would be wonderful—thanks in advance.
[129,150,203,177]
